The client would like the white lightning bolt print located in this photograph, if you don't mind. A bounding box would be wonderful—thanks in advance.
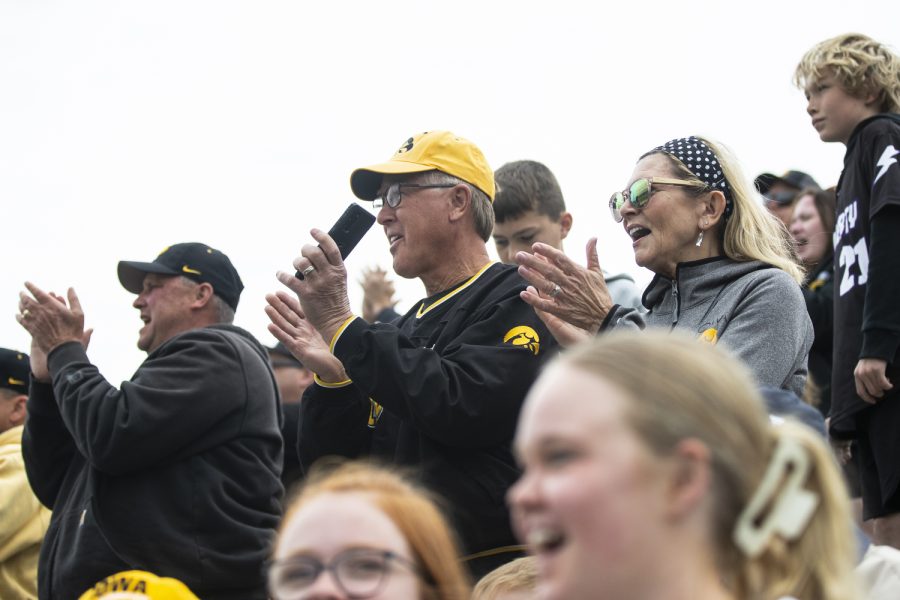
[874,144,899,186]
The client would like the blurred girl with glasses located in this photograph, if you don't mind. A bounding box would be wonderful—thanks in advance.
[268,461,471,600]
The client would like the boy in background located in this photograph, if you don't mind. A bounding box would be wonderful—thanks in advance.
[492,160,643,310]
[795,32,900,547]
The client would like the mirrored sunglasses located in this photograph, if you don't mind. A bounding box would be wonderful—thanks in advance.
[608,177,700,222]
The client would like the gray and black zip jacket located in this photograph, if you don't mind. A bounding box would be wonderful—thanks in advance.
[601,257,813,397]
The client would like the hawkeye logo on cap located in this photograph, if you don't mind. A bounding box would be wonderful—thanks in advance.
[503,326,540,356]
[396,136,416,154]
[8,377,25,386]
[182,265,202,275]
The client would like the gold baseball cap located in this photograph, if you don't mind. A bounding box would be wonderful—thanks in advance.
[350,130,495,201]
[78,570,199,600]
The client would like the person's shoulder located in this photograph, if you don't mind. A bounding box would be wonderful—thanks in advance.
[603,270,635,284]
[484,261,519,279]
[851,114,900,148]
[736,261,802,295]
[156,325,267,359]
[859,544,900,600]
[473,262,527,294]
[207,323,264,345]
[0,426,25,460]
[756,262,799,284]
[861,113,900,132]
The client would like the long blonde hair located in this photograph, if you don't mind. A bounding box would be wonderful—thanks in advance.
[561,331,860,600]
[655,137,805,283]
[279,461,472,600]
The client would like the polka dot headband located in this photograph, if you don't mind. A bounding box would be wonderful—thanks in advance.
[645,136,734,221]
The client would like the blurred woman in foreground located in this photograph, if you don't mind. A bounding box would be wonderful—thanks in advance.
[509,331,860,600]
[269,462,471,600]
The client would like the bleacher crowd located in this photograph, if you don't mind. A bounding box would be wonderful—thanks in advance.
[2,32,899,600]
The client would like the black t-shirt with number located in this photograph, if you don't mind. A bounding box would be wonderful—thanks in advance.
[831,114,900,436]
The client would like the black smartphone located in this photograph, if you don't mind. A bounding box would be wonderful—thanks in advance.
[295,203,377,279]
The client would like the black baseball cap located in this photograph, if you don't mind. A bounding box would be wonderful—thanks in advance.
[754,170,821,197]
[0,348,30,394]
[117,243,244,311]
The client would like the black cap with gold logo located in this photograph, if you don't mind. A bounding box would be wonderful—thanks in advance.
[117,242,244,311]
[0,348,30,394]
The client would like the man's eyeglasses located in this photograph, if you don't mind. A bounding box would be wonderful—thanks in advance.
[608,177,700,222]
[268,547,421,599]
[373,182,457,209]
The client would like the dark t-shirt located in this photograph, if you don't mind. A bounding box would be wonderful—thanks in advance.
[831,114,900,435]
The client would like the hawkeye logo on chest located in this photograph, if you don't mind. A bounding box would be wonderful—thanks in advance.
[503,326,541,356]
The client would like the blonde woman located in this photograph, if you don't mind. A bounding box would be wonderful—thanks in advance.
[509,331,861,600]
[516,136,812,396]
[269,462,471,600]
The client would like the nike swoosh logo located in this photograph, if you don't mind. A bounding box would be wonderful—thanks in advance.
[182,265,202,275]
[8,377,25,386]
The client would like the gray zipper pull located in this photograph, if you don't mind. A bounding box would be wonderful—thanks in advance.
[671,280,680,327]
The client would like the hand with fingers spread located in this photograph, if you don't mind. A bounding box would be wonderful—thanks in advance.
[265,291,347,383]
[17,283,88,354]
[516,238,614,342]
[854,358,893,404]
[276,228,355,342]
[360,266,398,323]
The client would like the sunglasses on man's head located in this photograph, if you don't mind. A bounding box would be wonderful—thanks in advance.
[763,190,798,207]
[608,177,700,223]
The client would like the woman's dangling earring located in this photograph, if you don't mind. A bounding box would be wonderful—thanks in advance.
[696,219,708,247]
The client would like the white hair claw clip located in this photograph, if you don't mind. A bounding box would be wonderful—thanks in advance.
[733,435,819,557]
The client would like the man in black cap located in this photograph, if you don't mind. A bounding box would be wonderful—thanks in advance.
[0,348,50,599]
[16,242,282,600]
[755,169,822,228]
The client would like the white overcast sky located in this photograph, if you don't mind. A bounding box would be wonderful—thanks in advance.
[2,0,898,383]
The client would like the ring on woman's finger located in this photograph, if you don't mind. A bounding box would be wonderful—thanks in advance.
[21,308,30,317]
[549,284,562,298]
[301,265,315,278]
